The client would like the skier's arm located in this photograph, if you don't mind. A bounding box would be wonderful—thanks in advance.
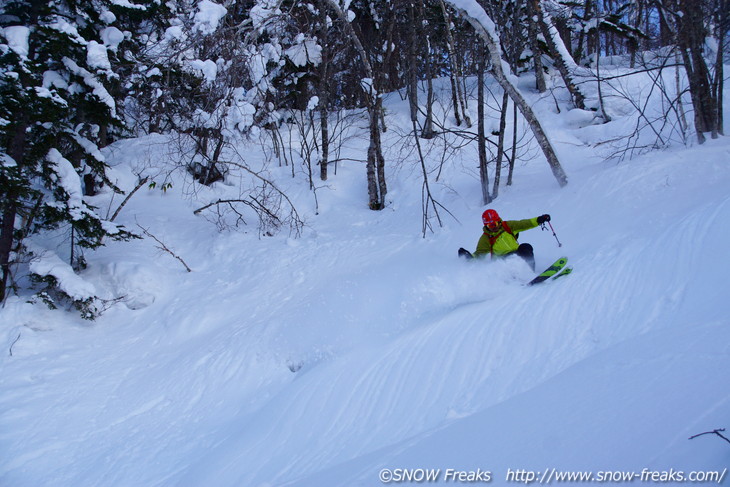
[506,217,539,233]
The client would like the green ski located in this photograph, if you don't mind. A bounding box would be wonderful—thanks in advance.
[528,257,568,286]
[552,267,573,280]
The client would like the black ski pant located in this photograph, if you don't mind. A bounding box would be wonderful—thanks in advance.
[512,243,535,271]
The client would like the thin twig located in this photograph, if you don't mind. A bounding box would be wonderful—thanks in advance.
[136,223,192,273]
[195,198,239,215]
[9,332,20,357]
[689,429,730,445]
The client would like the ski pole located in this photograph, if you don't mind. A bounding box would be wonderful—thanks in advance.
[548,221,562,247]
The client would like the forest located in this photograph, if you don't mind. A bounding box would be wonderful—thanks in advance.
[0,0,728,314]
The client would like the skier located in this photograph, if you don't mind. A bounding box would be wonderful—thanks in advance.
[462,209,551,271]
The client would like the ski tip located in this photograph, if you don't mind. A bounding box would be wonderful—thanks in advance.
[551,267,573,281]
[551,266,573,280]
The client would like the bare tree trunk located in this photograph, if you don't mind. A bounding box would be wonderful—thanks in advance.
[374,96,387,208]
[444,0,569,187]
[448,73,463,126]
[527,0,547,92]
[675,48,689,134]
[319,104,329,181]
[318,0,330,181]
[440,0,471,127]
[407,1,422,133]
[324,0,387,208]
[715,45,724,136]
[575,0,594,62]
[420,0,436,140]
[414,2,436,139]
[629,0,643,67]
[595,35,611,123]
[366,107,382,208]
[677,0,718,142]
[507,101,517,186]
[422,74,436,139]
[533,0,586,109]
[657,1,675,47]
[712,0,727,135]
[492,91,509,199]
[477,54,491,205]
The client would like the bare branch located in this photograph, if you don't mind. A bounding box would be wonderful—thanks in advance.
[689,429,730,445]
[136,223,192,273]
[443,0,568,187]
[9,332,20,357]
[110,176,150,222]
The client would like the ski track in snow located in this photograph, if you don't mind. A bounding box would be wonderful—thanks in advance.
[1,99,730,486]
[196,143,727,485]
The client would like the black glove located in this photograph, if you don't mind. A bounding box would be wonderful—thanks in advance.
[537,214,551,224]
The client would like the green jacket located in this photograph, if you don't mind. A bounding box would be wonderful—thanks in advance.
[474,217,539,257]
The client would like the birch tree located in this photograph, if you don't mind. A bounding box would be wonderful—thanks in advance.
[532,0,586,110]
[323,0,387,209]
[442,0,568,187]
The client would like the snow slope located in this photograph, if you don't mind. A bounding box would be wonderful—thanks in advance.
[1,75,729,487]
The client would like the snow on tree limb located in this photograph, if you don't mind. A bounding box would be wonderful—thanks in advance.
[441,0,569,187]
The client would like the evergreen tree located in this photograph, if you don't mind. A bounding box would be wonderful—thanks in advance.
[0,0,136,314]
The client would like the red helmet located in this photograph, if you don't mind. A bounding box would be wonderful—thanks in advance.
[482,209,501,230]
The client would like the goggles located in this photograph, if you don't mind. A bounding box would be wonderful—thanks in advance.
[485,219,501,232]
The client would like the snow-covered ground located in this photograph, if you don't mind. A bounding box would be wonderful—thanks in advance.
[1,71,729,487]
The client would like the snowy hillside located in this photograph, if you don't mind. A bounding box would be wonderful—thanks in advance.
[1,72,729,487]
